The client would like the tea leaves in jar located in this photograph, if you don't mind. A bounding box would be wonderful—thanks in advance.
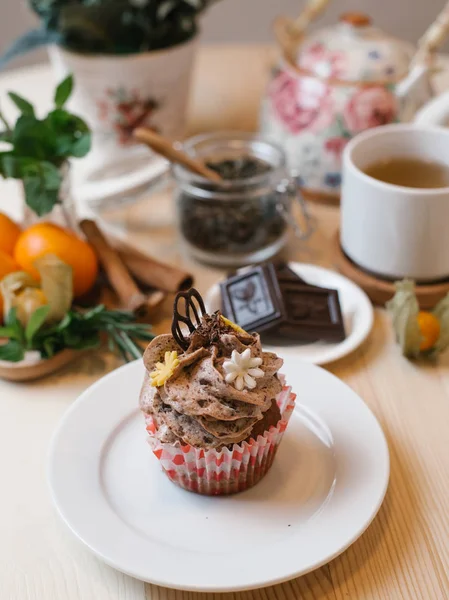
[206,157,270,180]
[178,157,287,256]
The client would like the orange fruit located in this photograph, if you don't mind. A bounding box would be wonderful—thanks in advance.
[0,212,21,256]
[417,311,441,351]
[14,223,98,298]
[0,249,20,322]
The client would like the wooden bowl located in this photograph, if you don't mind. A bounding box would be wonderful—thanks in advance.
[0,349,82,382]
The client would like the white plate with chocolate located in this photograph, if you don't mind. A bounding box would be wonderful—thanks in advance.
[206,262,374,365]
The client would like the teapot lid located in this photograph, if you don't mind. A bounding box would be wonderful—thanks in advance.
[296,13,414,83]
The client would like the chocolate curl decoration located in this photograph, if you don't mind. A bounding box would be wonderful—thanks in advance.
[172,288,206,350]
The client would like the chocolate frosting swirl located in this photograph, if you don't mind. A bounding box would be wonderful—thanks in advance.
[140,313,283,448]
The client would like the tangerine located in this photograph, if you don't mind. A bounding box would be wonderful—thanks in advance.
[14,223,98,298]
[0,249,20,322]
[0,212,21,256]
[417,311,441,351]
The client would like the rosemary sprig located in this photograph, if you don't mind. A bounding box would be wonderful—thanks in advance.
[0,304,154,363]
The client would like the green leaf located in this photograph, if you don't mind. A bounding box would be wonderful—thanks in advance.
[0,340,25,362]
[70,132,91,158]
[11,115,55,160]
[45,109,91,158]
[62,329,82,346]
[23,177,60,216]
[8,92,35,117]
[4,307,25,344]
[56,312,73,331]
[25,305,50,345]
[66,332,100,351]
[82,304,105,320]
[54,75,74,108]
[0,326,15,338]
[0,130,13,143]
[0,153,31,178]
[22,161,62,216]
[6,307,20,328]
[41,336,58,359]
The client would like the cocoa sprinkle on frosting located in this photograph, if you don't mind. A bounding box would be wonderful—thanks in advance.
[141,296,284,448]
[187,312,251,353]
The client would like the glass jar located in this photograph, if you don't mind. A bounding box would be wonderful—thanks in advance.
[173,132,313,266]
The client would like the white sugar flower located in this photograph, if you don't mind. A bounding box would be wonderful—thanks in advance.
[223,348,264,391]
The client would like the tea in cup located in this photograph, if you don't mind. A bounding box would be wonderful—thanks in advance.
[341,124,449,281]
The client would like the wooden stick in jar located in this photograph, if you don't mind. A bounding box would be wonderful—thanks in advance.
[79,220,148,314]
[133,128,223,183]
[117,245,194,293]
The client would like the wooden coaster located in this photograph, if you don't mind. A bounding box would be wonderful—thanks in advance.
[333,232,449,309]
[302,187,340,207]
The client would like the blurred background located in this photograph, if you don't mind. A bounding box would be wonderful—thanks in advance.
[1,0,448,70]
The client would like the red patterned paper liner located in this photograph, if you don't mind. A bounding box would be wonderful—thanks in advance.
[143,380,296,496]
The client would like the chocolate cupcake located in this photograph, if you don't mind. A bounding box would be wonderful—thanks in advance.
[140,289,296,495]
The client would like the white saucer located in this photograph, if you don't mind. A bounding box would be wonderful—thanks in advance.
[205,263,374,365]
[48,358,389,592]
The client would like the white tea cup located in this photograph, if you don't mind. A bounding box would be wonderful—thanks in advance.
[341,124,449,282]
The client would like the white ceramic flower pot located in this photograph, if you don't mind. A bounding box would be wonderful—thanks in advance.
[48,39,198,204]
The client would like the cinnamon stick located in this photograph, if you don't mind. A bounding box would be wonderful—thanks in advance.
[133,128,222,183]
[118,245,194,293]
[79,220,148,314]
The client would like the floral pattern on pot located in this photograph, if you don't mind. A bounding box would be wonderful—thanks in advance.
[343,86,398,133]
[300,42,347,79]
[269,70,334,134]
[324,136,350,158]
[97,87,161,145]
[261,68,400,195]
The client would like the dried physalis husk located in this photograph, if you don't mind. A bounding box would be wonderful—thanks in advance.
[387,280,449,358]
[386,280,422,358]
[35,254,73,322]
[0,255,74,327]
[431,294,449,355]
[0,272,42,326]
[16,288,48,326]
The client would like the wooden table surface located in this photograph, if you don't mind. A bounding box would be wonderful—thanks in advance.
[1,46,449,600]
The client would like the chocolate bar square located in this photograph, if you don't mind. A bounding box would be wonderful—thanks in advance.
[275,262,307,285]
[220,263,286,332]
[276,283,346,343]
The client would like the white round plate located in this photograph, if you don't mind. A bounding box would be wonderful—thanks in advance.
[205,263,374,365]
[48,358,389,593]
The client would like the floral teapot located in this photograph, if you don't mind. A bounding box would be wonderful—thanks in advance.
[260,12,436,200]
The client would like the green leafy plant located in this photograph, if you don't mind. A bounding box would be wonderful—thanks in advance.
[0,304,154,363]
[0,0,221,68]
[0,75,91,216]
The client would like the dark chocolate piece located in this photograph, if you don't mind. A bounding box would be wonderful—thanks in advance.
[275,263,307,285]
[220,263,286,332]
[220,262,346,344]
[276,283,346,342]
[172,288,206,350]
